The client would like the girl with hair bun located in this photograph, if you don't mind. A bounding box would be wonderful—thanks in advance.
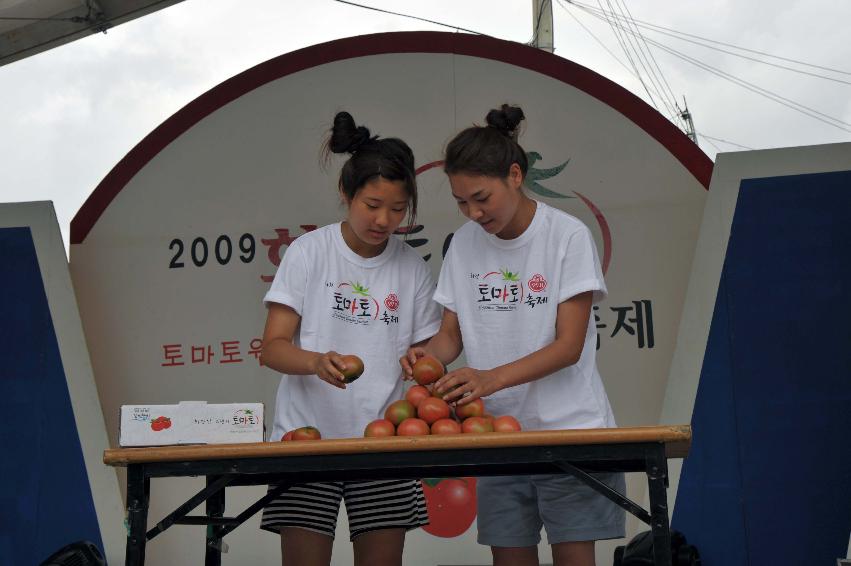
[402,104,625,566]
[260,111,440,566]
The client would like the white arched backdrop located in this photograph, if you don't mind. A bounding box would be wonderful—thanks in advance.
[70,32,711,565]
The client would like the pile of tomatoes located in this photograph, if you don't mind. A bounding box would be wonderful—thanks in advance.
[364,381,522,437]
[359,354,523,437]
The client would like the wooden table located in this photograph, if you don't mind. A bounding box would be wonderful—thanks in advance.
[104,425,691,566]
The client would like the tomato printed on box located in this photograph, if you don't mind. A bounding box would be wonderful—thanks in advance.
[119,402,264,446]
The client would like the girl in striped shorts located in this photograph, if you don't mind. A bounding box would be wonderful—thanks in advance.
[258,111,441,566]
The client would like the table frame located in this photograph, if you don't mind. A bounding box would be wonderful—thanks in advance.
[107,427,689,566]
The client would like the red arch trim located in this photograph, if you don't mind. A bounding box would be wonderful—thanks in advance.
[71,31,713,244]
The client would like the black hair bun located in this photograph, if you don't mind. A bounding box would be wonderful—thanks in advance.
[329,111,375,154]
[485,104,525,140]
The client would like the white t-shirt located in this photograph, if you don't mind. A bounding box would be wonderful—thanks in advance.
[264,223,441,440]
[433,201,617,431]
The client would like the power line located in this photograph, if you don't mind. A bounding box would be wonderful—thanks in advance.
[569,1,851,86]
[596,0,660,111]
[611,0,680,120]
[560,0,685,128]
[332,0,485,35]
[558,1,634,75]
[648,37,851,132]
[699,134,755,150]
[615,0,683,112]
[558,0,686,129]
[700,135,723,153]
[568,0,851,77]
[571,2,851,133]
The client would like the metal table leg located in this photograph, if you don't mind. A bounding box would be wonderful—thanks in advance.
[646,444,672,566]
[125,464,150,566]
[205,475,226,566]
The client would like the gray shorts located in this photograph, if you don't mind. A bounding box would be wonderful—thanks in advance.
[477,473,626,547]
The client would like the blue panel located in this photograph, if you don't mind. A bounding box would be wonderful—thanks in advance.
[672,273,749,565]
[674,169,851,565]
[0,227,104,566]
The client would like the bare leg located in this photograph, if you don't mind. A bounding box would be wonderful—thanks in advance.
[352,528,405,566]
[492,545,539,566]
[552,540,596,566]
[280,527,333,566]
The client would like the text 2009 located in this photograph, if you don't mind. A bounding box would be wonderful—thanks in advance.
[169,234,256,268]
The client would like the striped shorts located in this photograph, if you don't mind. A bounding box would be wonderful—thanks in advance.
[260,479,429,541]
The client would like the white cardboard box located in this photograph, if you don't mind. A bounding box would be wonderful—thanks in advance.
[119,401,264,447]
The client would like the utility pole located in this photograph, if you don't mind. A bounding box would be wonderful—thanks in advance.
[531,0,554,53]
[680,96,697,145]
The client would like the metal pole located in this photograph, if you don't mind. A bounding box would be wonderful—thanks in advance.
[531,0,555,53]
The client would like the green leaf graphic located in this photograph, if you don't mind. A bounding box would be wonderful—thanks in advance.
[525,151,573,199]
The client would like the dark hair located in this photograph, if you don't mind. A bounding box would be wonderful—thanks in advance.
[444,104,528,179]
[325,111,418,228]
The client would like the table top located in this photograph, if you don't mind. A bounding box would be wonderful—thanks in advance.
[104,425,691,466]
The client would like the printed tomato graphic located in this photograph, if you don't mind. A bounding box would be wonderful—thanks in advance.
[422,477,477,538]
[338,281,380,319]
[483,268,525,303]
[528,273,548,292]
[150,416,171,432]
[384,293,399,312]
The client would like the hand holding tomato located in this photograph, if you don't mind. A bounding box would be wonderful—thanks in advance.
[434,367,503,405]
[399,346,428,381]
[311,350,348,388]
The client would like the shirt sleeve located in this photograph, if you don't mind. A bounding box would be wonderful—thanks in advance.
[559,224,608,304]
[262,240,308,315]
[410,261,442,344]
[432,234,457,312]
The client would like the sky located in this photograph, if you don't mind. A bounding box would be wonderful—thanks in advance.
[1,0,849,250]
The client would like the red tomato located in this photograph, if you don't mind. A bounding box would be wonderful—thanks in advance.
[405,385,432,408]
[461,416,494,433]
[454,398,485,420]
[493,415,522,432]
[421,477,477,538]
[416,397,451,425]
[412,355,445,386]
[384,400,416,426]
[396,418,430,436]
[339,354,364,384]
[363,419,396,437]
[291,426,322,440]
[431,418,462,435]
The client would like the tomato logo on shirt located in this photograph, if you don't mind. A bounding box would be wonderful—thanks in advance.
[528,273,548,293]
[384,293,400,312]
[333,281,380,321]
